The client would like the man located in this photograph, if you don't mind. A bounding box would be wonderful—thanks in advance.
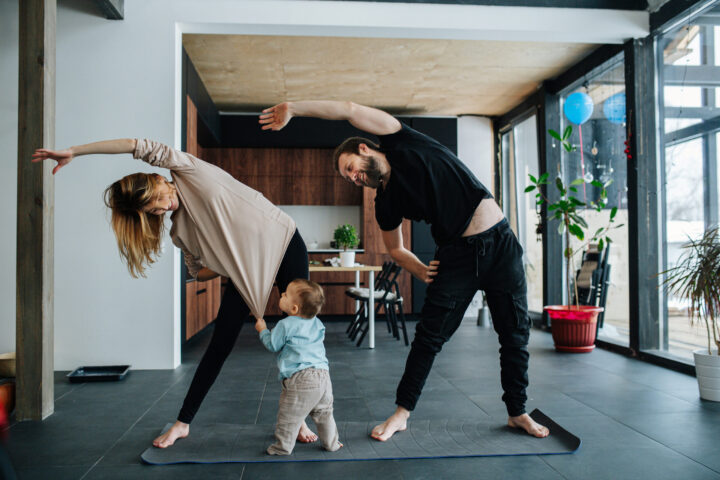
[260,101,549,441]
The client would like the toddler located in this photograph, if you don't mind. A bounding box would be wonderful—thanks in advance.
[255,279,342,455]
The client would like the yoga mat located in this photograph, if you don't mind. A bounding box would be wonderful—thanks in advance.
[141,410,579,464]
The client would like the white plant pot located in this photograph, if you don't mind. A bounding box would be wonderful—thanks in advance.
[693,348,720,402]
[340,251,355,267]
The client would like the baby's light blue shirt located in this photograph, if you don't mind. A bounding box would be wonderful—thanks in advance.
[259,315,329,380]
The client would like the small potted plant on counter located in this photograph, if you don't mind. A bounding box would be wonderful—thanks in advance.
[334,224,359,267]
[661,226,720,401]
[525,126,621,352]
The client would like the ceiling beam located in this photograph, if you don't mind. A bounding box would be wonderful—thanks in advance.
[181,2,649,44]
[651,0,717,34]
[317,0,648,9]
[93,0,123,20]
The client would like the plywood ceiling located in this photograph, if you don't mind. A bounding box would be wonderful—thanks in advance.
[183,34,596,116]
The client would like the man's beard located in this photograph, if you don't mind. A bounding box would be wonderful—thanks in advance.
[360,155,383,189]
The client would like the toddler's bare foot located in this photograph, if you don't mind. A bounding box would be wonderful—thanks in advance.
[371,407,409,441]
[508,413,550,438]
[153,421,189,448]
[297,421,318,443]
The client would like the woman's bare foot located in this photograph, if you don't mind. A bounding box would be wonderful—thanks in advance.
[297,421,318,443]
[153,420,189,448]
[371,407,409,441]
[508,413,550,438]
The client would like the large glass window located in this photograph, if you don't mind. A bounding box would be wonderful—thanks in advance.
[559,56,630,346]
[658,7,720,360]
[501,114,544,314]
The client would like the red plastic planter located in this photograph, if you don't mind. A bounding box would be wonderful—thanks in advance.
[544,305,604,353]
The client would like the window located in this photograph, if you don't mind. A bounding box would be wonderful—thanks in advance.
[500,114,543,314]
[658,9,720,360]
[559,55,630,346]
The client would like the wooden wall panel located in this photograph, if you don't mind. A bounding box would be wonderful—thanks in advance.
[201,147,360,206]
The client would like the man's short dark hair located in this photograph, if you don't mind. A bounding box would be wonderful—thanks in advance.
[332,137,381,172]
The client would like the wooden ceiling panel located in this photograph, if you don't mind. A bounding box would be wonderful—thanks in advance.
[183,34,596,116]
[439,40,594,69]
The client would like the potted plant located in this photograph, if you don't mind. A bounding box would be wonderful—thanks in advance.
[525,126,621,352]
[661,226,720,401]
[334,224,359,267]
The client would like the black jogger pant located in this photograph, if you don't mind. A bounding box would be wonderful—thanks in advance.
[177,229,308,424]
[395,218,531,417]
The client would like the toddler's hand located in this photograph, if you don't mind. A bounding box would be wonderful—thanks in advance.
[255,317,267,333]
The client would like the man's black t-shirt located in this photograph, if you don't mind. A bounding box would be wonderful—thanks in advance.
[374,123,493,246]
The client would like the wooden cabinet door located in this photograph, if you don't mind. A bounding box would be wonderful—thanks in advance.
[195,283,209,335]
[185,281,198,341]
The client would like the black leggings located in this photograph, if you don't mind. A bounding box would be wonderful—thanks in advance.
[177,229,308,424]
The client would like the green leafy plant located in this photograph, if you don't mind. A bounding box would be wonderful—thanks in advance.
[660,226,720,355]
[525,126,622,306]
[333,224,359,251]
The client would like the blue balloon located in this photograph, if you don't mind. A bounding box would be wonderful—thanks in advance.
[603,92,626,124]
[563,92,594,125]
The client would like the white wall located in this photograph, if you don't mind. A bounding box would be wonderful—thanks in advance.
[458,116,494,196]
[279,206,362,250]
[457,116,494,318]
[0,0,649,370]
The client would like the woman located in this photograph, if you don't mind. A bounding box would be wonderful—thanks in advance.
[32,138,319,448]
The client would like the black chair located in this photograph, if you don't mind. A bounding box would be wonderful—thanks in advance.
[573,243,611,334]
[345,261,393,337]
[346,262,408,346]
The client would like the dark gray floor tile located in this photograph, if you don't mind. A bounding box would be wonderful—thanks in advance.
[83,463,244,479]
[6,423,126,467]
[395,455,566,480]
[96,426,160,466]
[541,444,720,480]
[618,411,720,471]
[14,465,89,480]
[241,458,404,480]
[564,386,698,418]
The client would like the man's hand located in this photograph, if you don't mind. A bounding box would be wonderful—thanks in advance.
[420,260,440,284]
[255,317,267,333]
[31,148,74,175]
[259,103,292,131]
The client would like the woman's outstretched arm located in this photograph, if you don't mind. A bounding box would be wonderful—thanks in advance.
[31,139,137,175]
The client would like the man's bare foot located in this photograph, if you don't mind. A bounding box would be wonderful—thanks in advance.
[508,413,550,438]
[297,421,318,443]
[371,407,409,441]
[153,420,189,448]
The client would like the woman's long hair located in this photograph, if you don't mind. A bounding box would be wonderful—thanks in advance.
[103,173,166,278]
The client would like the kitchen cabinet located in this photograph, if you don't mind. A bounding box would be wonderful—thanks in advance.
[185,277,221,340]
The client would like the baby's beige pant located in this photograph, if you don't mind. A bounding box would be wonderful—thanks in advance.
[267,367,341,455]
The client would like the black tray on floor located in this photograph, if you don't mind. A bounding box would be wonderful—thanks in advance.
[67,365,130,383]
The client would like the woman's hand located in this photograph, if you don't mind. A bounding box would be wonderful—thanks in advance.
[31,148,74,175]
[259,103,292,131]
[421,260,440,284]
[255,317,267,333]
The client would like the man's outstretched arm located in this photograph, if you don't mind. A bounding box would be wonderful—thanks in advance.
[260,101,401,136]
